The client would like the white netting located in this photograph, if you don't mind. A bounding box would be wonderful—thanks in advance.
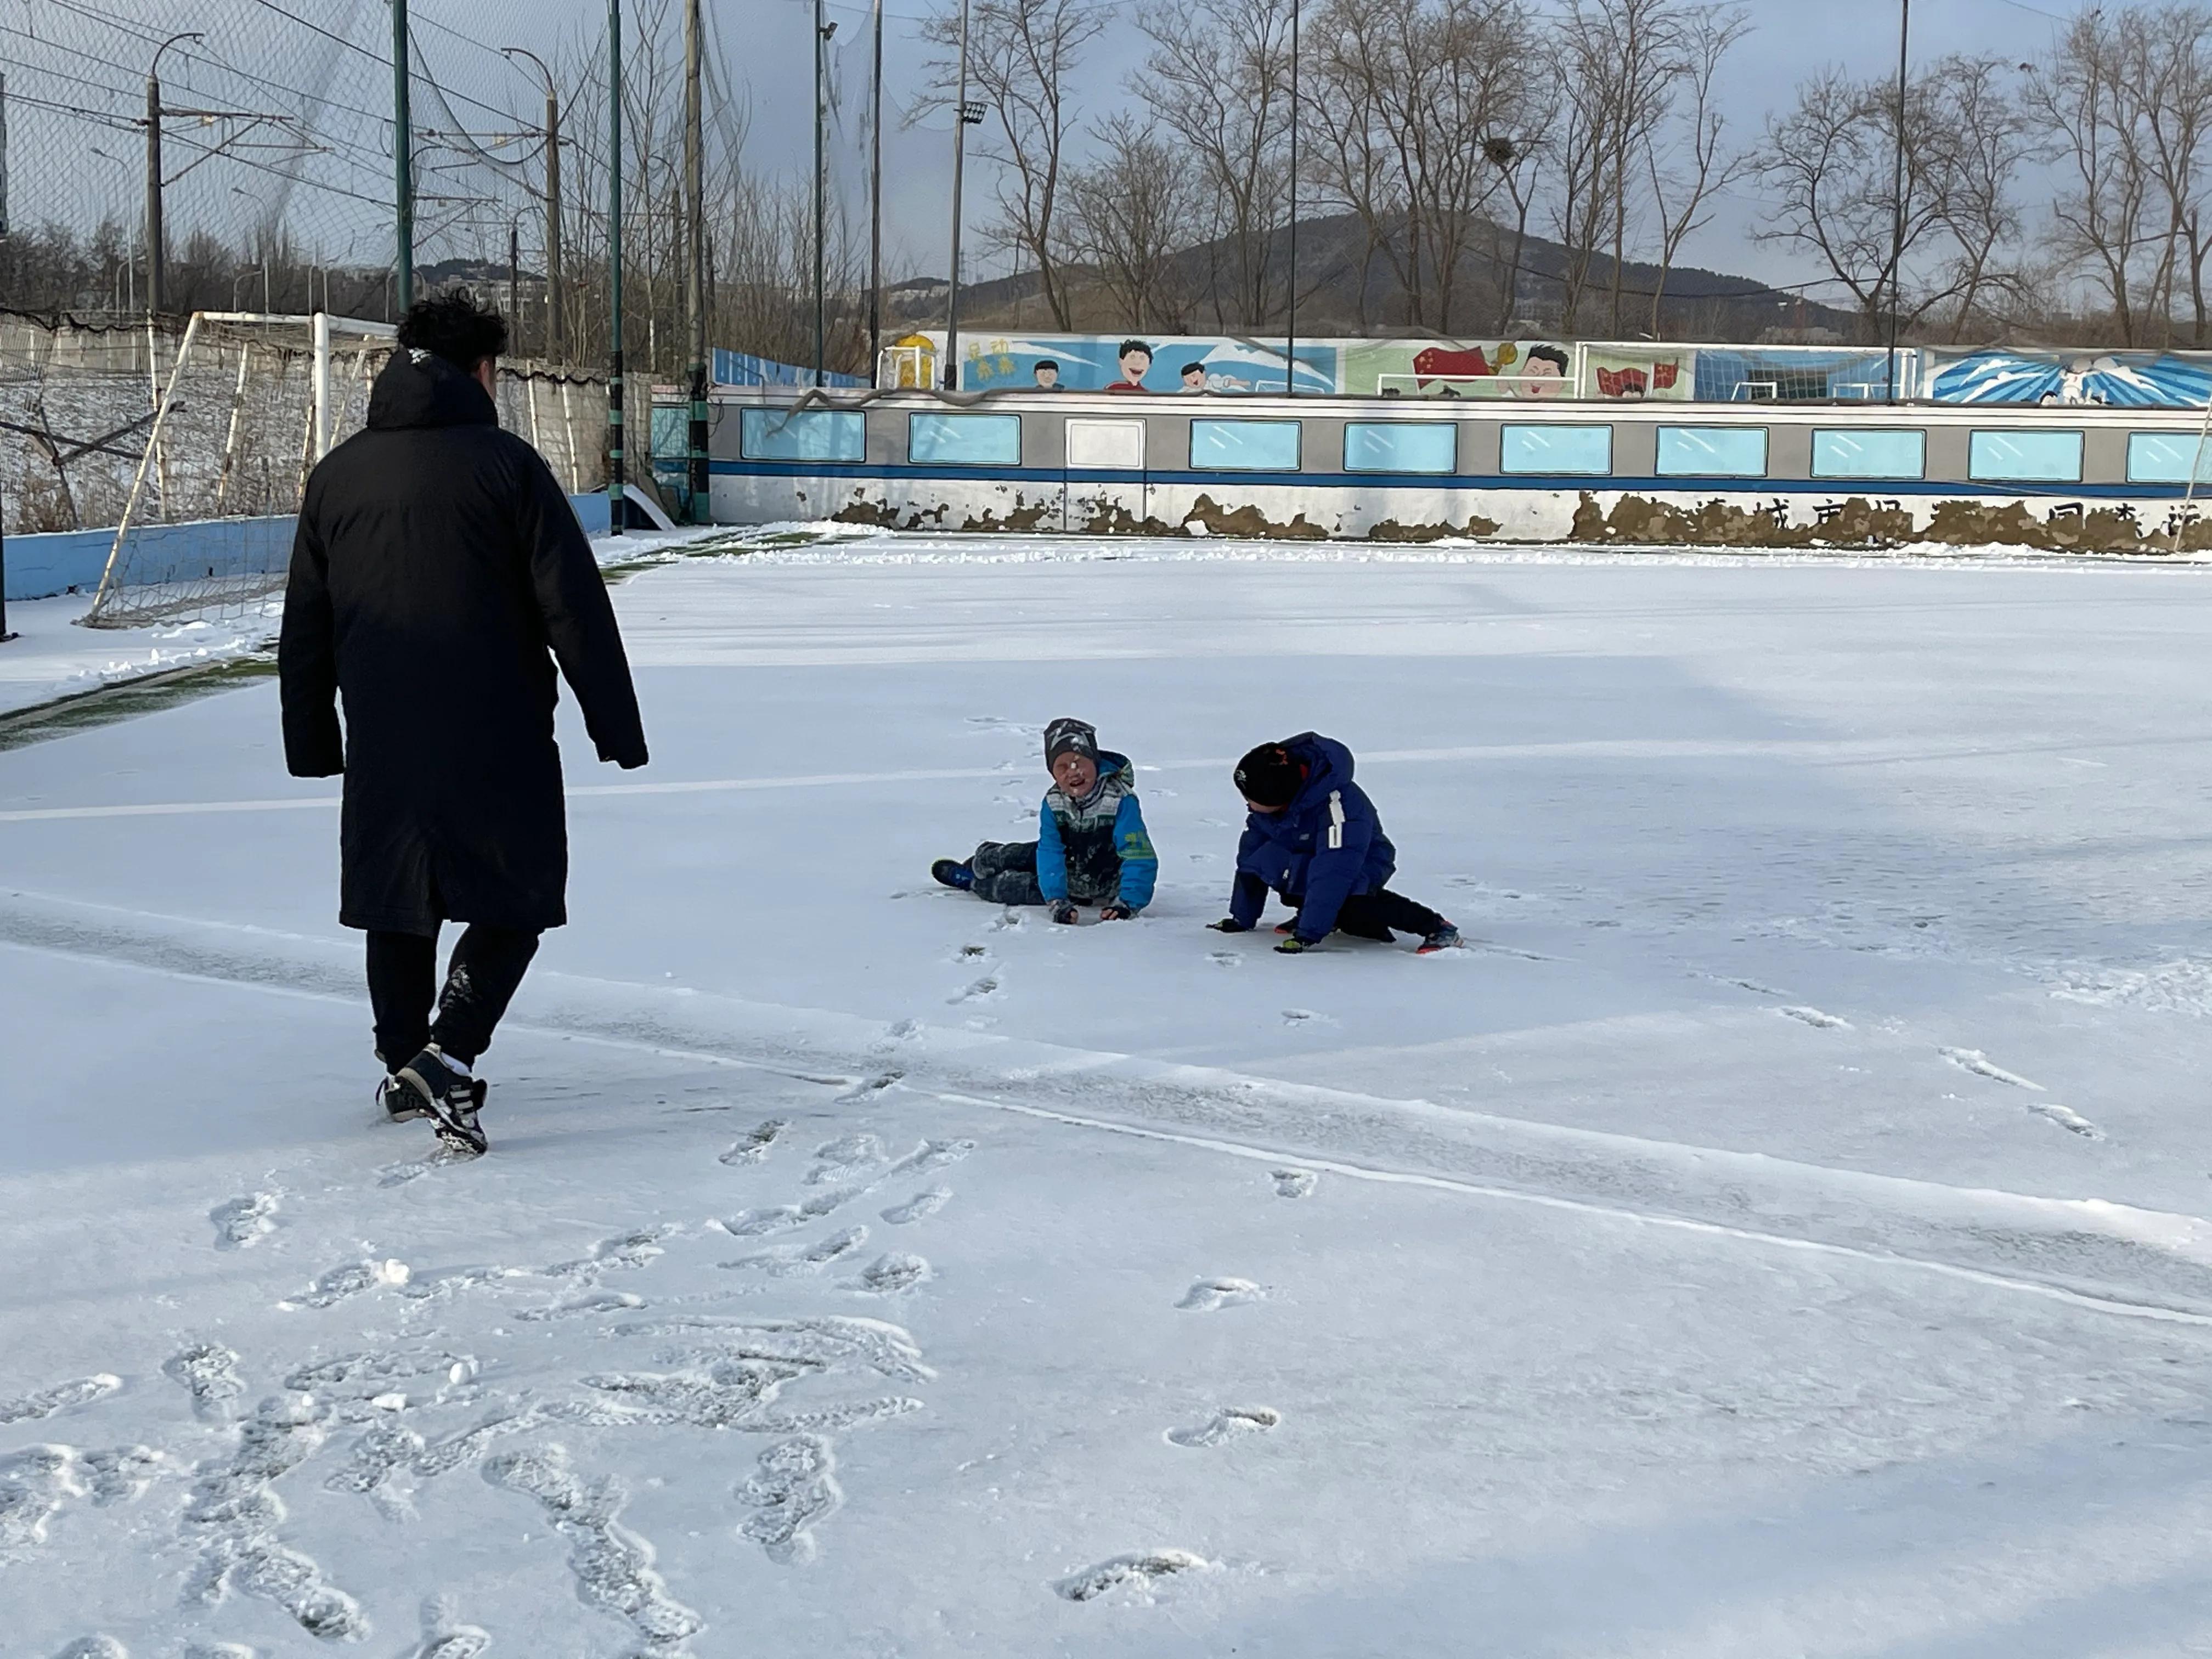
[69,309,609,629]
[81,311,396,628]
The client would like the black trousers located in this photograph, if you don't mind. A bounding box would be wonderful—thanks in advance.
[968,840,1048,906]
[1318,888,1448,941]
[366,924,541,1069]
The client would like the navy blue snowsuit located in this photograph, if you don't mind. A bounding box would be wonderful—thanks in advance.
[1228,733,1406,945]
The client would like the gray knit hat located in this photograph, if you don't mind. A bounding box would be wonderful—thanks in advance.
[1043,716,1100,768]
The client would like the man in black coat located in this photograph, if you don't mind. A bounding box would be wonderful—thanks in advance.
[280,290,648,1154]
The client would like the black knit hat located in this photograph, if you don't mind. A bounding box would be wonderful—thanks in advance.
[1234,742,1302,807]
[1044,717,1100,769]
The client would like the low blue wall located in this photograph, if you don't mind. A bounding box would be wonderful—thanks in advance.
[4,493,615,602]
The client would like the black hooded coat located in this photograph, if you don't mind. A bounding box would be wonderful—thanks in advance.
[279,348,648,935]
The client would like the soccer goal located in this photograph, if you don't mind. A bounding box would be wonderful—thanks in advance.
[81,311,397,629]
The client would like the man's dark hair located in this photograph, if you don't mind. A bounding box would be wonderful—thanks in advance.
[1118,338,1152,363]
[1035,358,1059,373]
[1526,344,1570,373]
[1181,362,1205,377]
[397,287,510,372]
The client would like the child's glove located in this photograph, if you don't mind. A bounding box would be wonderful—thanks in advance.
[1049,900,1080,925]
[1207,918,1252,933]
[1099,902,1135,921]
[1275,936,1316,954]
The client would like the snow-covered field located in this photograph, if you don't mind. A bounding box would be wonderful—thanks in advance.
[5,537,2212,1656]
[0,595,274,719]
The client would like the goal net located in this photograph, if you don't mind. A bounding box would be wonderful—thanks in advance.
[81,311,397,629]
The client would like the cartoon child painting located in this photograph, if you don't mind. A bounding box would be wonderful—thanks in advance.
[1511,345,1571,399]
[2038,356,2115,406]
[1107,340,1154,393]
[1033,359,1063,391]
[1180,362,1208,393]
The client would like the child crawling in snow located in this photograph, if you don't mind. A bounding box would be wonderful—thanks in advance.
[1209,733,1461,954]
[933,718,1158,922]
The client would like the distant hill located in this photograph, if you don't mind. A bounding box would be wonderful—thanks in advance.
[891,210,1861,345]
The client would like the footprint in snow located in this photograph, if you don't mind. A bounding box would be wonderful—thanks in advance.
[809,1133,889,1184]
[2029,1101,2105,1140]
[724,1227,870,1277]
[854,1252,932,1294]
[1178,1277,1265,1312]
[0,1373,122,1425]
[210,1191,278,1250]
[1166,1406,1282,1448]
[1271,1169,1317,1199]
[380,1146,476,1187]
[409,1594,493,1659]
[165,1344,244,1421]
[1940,1046,2045,1090]
[1777,1006,1850,1030]
[881,1188,952,1226]
[737,1434,843,1565]
[1055,1550,1216,1602]
[281,1258,410,1310]
[1208,951,1240,968]
[720,1119,790,1165]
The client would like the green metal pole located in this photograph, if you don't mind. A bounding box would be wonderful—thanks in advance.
[394,0,413,310]
[685,0,708,522]
[607,0,625,536]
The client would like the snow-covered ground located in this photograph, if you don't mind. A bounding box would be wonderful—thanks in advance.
[0,594,274,719]
[5,538,2212,1656]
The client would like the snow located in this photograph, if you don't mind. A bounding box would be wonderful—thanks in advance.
[5,537,2212,1655]
[0,595,272,718]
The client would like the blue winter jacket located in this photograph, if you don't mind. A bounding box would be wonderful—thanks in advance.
[1037,751,1159,910]
[1228,733,1396,943]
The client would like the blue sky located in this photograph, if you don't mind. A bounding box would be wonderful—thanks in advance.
[6,0,2100,295]
[736,0,2092,292]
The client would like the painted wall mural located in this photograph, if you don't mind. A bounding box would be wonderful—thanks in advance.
[865,332,2212,406]
[1338,339,1572,398]
[1922,351,2212,407]
[895,331,1575,397]
[944,333,1335,396]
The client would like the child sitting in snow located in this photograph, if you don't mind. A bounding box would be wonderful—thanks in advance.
[1209,733,1461,954]
[933,718,1158,923]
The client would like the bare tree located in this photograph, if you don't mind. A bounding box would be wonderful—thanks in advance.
[919,0,1107,328]
[1059,114,1202,328]
[1483,134,1547,333]
[2122,6,2212,342]
[1298,0,1544,332]
[1752,66,1967,340]
[1133,0,1297,330]
[1639,5,1749,335]
[1548,0,1721,335]
[1924,57,2032,341]
[2024,12,2158,344]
